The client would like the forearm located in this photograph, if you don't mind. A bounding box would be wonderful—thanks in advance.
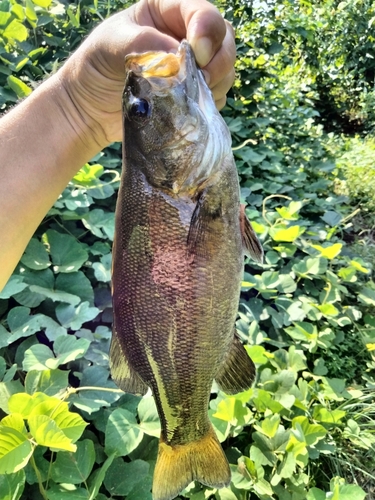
[0,74,101,291]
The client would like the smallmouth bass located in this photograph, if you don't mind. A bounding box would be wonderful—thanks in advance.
[110,40,263,500]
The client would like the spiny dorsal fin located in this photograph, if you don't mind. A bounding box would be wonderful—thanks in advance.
[109,330,148,396]
[215,332,256,394]
[240,204,263,263]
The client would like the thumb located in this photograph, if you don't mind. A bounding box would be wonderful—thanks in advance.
[184,2,227,67]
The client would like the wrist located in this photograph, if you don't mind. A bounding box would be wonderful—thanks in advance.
[51,69,110,159]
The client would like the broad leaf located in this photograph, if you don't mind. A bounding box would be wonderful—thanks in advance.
[0,470,26,500]
[105,408,143,457]
[51,439,95,484]
[28,415,76,452]
[45,230,88,273]
[0,426,33,473]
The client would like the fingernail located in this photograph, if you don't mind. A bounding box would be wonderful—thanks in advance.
[202,70,210,86]
[192,37,213,68]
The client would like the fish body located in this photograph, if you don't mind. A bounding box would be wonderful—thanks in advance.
[110,41,263,500]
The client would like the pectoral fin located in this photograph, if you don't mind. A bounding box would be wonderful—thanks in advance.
[109,330,148,396]
[187,190,218,258]
[215,333,256,394]
[240,204,263,263]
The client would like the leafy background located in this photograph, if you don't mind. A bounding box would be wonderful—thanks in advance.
[0,0,375,499]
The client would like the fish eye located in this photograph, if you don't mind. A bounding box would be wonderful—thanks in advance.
[129,98,150,119]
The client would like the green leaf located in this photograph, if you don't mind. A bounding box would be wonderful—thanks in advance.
[270,225,305,242]
[316,303,339,317]
[22,344,56,371]
[7,75,31,98]
[313,407,346,424]
[71,366,121,414]
[27,398,87,443]
[55,272,94,305]
[28,285,80,305]
[0,470,26,500]
[285,322,318,349]
[104,457,150,496]
[47,484,90,500]
[213,396,248,425]
[25,0,37,25]
[276,201,303,220]
[277,452,296,479]
[293,257,327,278]
[28,415,76,452]
[92,253,112,282]
[292,416,327,446]
[245,345,268,365]
[88,454,116,500]
[6,307,65,344]
[350,259,369,273]
[329,477,366,500]
[0,381,24,413]
[307,487,326,500]
[21,238,50,270]
[0,12,11,27]
[137,396,161,437]
[73,164,104,186]
[50,407,87,443]
[32,0,52,7]
[8,392,49,418]
[105,408,143,457]
[45,230,88,273]
[0,276,27,299]
[311,243,342,259]
[3,20,28,42]
[0,413,27,434]
[321,211,342,227]
[25,369,69,397]
[53,335,90,365]
[0,326,8,349]
[358,287,375,306]
[51,439,95,484]
[0,426,33,473]
[217,488,238,500]
[55,302,100,330]
[82,209,115,241]
[258,414,280,438]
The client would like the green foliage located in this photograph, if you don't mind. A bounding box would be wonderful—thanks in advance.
[1,0,375,499]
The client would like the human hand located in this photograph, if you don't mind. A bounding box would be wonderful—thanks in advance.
[58,0,236,149]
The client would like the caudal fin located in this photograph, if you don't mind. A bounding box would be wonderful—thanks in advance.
[152,425,231,500]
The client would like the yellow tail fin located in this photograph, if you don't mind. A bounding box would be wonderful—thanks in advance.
[152,424,231,500]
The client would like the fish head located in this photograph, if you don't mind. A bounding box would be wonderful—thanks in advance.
[123,40,232,195]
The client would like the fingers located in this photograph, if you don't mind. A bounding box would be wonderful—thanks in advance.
[145,0,227,67]
[210,67,235,104]
[215,96,227,110]
[201,21,236,108]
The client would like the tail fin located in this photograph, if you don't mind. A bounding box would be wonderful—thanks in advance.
[152,424,231,500]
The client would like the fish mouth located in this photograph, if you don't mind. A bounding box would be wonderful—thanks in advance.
[124,40,200,97]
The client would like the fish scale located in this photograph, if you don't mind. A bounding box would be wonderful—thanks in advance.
[110,40,263,500]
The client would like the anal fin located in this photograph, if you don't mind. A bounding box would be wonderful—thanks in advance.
[240,204,263,263]
[215,333,256,394]
[109,330,148,396]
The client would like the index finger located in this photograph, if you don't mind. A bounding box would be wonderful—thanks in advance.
[142,0,227,67]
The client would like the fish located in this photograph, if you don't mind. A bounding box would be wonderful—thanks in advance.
[109,40,263,500]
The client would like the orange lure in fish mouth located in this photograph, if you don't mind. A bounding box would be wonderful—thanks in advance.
[110,40,263,500]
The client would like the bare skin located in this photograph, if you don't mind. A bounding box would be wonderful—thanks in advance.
[0,0,236,292]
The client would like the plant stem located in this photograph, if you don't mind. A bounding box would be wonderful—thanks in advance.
[30,452,48,500]
[61,385,124,401]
